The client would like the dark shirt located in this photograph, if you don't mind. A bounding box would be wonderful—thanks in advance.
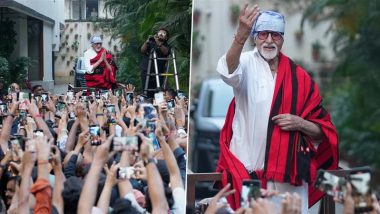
[140,40,170,73]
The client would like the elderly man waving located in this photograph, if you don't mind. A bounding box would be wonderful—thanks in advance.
[216,4,339,213]
[83,35,117,89]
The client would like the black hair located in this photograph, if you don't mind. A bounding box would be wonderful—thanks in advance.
[111,198,142,214]
[32,85,43,92]
[165,88,177,98]
[158,28,170,39]
[62,176,83,214]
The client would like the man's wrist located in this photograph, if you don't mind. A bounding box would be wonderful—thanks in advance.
[234,34,246,46]
[298,118,305,131]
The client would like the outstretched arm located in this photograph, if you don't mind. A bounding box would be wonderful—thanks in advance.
[226,4,260,73]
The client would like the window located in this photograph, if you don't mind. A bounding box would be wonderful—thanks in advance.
[86,0,98,20]
[71,0,86,20]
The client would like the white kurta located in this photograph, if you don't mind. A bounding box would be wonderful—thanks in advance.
[217,48,276,172]
[217,48,308,213]
[83,48,97,73]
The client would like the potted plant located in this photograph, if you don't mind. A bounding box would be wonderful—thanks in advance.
[311,40,323,62]
[71,41,79,51]
[66,60,70,66]
[229,4,240,25]
[193,9,201,27]
[294,29,304,43]
[87,32,91,40]
[74,34,79,39]
[65,34,69,40]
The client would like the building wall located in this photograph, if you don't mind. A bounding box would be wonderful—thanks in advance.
[192,0,335,88]
[14,0,64,51]
[8,0,65,90]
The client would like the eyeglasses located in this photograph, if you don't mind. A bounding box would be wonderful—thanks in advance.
[257,31,283,41]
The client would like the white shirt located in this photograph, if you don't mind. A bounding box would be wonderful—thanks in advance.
[84,47,97,73]
[171,187,186,214]
[217,47,276,172]
[217,48,308,213]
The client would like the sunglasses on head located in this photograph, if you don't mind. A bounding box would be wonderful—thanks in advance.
[257,31,283,41]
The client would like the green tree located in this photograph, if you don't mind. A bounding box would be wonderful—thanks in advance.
[296,0,380,169]
[103,0,191,94]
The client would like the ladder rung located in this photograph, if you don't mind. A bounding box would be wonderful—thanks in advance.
[147,74,175,76]
[144,89,161,91]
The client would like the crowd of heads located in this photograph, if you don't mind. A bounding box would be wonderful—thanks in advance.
[0,82,188,213]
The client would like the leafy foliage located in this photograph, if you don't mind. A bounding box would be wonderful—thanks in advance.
[102,0,191,94]
[299,0,380,169]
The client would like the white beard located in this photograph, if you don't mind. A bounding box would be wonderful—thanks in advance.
[259,44,278,60]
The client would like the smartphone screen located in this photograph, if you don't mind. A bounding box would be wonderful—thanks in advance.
[177,91,185,99]
[314,170,347,200]
[41,93,49,103]
[101,90,109,100]
[167,99,175,110]
[89,125,101,146]
[33,129,44,138]
[56,101,66,111]
[148,132,160,151]
[154,92,164,104]
[106,104,116,117]
[66,91,74,102]
[349,167,373,213]
[0,103,7,116]
[113,88,123,98]
[125,93,134,106]
[241,179,261,208]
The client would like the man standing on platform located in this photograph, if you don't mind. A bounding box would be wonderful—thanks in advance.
[84,35,117,89]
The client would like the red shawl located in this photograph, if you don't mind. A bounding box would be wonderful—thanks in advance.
[85,48,117,89]
[216,53,338,210]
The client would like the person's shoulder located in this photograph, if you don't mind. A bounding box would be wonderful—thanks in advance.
[83,48,93,55]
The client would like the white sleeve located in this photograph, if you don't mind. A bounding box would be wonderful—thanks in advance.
[84,50,94,73]
[171,187,185,214]
[217,54,244,89]
[124,193,145,213]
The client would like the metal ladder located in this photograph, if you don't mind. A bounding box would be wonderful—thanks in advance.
[143,48,180,95]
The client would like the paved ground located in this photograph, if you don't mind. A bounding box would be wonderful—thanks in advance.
[53,83,70,95]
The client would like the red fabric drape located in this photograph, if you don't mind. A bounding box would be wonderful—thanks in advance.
[216,53,338,210]
[84,48,117,89]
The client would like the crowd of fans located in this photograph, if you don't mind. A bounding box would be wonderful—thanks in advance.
[0,82,187,214]
[199,182,380,214]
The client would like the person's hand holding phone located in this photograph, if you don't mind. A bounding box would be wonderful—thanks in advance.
[8,100,19,117]
[104,162,120,186]
[93,135,115,166]
[35,136,50,161]
[205,183,236,214]
[279,193,301,214]
[133,162,148,181]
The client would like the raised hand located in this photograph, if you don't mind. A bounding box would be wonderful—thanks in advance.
[205,183,236,214]
[235,4,260,45]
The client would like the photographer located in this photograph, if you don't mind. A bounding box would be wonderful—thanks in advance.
[140,28,170,98]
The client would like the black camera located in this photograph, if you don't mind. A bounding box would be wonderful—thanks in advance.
[149,36,155,42]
